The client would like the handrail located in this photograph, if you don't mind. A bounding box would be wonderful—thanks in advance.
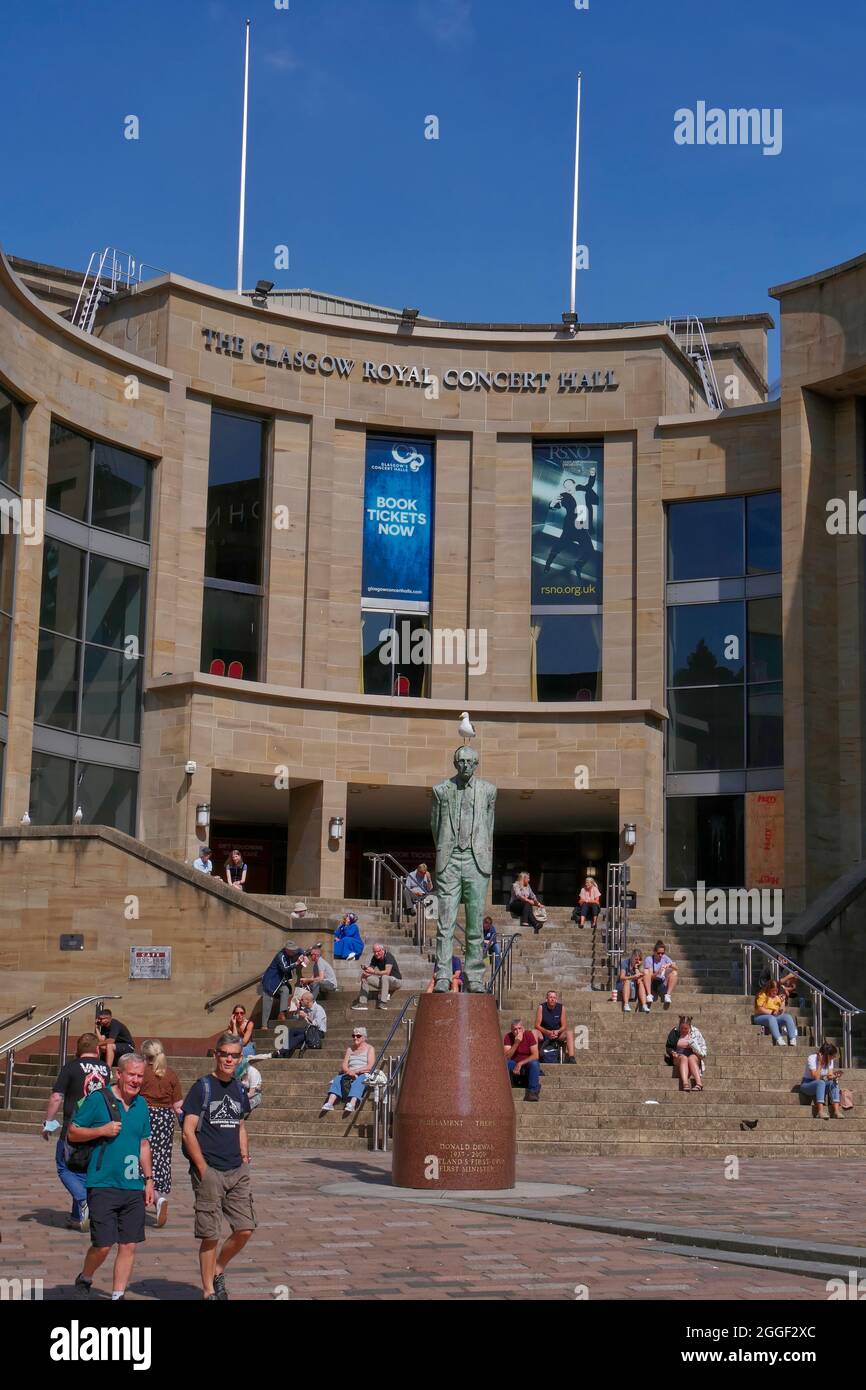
[357,992,418,1151]
[488,933,520,1009]
[1,995,122,1110]
[364,850,414,924]
[732,939,863,1068]
[0,1005,37,1032]
[204,974,263,1014]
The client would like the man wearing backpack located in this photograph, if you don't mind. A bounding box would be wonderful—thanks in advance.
[181,1032,256,1301]
[41,1031,110,1232]
[66,1052,153,1301]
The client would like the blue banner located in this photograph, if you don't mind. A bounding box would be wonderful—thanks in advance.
[362,436,434,604]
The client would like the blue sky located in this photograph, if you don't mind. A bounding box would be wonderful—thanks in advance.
[2,0,865,380]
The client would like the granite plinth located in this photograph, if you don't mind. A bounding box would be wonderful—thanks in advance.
[391,992,516,1190]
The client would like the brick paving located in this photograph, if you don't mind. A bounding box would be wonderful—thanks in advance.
[2,1136,863,1301]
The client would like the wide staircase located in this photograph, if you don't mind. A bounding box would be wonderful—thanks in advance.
[3,899,864,1159]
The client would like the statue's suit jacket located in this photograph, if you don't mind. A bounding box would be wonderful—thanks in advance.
[431,776,497,878]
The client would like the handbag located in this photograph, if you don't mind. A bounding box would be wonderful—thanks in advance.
[304,1024,324,1050]
[534,906,548,923]
[841,1087,854,1111]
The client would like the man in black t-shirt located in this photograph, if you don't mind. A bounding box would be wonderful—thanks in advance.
[95,1009,135,1069]
[352,942,402,1010]
[181,1032,256,1301]
[41,1032,110,1230]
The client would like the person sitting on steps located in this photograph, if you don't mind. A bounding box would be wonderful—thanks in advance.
[751,977,798,1047]
[642,941,679,1010]
[664,1015,707,1091]
[534,990,576,1062]
[618,948,650,1013]
[333,912,364,961]
[425,955,463,993]
[576,876,601,928]
[351,943,402,1011]
[508,872,544,934]
[503,1019,541,1101]
[800,1040,843,1120]
[320,1027,376,1117]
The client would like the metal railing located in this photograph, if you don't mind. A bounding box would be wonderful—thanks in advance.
[72,248,166,334]
[360,992,418,1152]
[364,851,413,924]
[0,1005,37,1033]
[666,315,723,411]
[605,862,630,994]
[0,995,122,1109]
[488,933,520,1009]
[204,975,263,1014]
[733,940,863,1068]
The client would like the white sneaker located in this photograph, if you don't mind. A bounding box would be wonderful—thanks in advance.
[664,994,672,1005]
[623,1004,632,1013]
[776,1037,788,1046]
[789,1037,797,1047]
[343,1100,358,1115]
[320,1102,334,1114]
[641,1004,650,1013]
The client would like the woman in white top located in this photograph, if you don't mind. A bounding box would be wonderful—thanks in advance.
[508,871,544,934]
[320,1027,376,1117]
[800,1040,842,1119]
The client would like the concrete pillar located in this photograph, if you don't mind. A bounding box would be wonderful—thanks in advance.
[286,779,347,897]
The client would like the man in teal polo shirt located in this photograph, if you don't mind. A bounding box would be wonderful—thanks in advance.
[67,1051,153,1301]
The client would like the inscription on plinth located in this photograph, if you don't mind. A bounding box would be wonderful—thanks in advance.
[391,993,516,1190]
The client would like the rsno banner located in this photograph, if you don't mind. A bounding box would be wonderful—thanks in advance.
[362,436,434,604]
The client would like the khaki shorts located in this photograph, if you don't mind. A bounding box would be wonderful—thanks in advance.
[191,1165,257,1240]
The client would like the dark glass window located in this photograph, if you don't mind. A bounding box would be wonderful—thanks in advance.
[205,412,264,584]
[747,492,782,575]
[0,529,13,715]
[668,603,744,687]
[46,422,151,538]
[34,632,80,730]
[533,614,601,701]
[201,587,260,681]
[29,751,76,825]
[747,596,782,683]
[668,498,744,581]
[0,386,24,491]
[361,612,430,697]
[85,555,145,650]
[77,762,138,835]
[81,645,142,742]
[46,423,90,521]
[92,443,151,540]
[667,686,744,771]
[666,794,744,888]
[748,682,783,767]
[39,539,85,638]
[0,612,10,716]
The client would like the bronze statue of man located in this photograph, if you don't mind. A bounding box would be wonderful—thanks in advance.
[430,746,497,992]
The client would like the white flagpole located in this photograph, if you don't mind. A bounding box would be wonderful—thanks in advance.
[236,18,251,295]
[569,71,583,318]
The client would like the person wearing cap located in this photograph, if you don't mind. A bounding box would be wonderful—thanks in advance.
[193,846,213,874]
[319,1027,375,1116]
[334,912,364,961]
[288,944,337,1009]
[260,946,309,1031]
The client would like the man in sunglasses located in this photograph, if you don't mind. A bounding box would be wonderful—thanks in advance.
[181,1033,256,1300]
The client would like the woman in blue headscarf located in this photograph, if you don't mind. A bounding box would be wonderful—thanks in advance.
[333,911,364,961]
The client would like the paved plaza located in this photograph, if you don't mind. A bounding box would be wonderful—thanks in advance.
[2,1136,863,1301]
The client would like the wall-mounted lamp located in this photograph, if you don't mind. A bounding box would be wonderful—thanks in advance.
[584,864,596,879]
[623,822,637,848]
[329,816,344,842]
[196,802,211,832]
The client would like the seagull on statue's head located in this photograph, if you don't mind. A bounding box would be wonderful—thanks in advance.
[458,711,476,744]
[73,806,83,824]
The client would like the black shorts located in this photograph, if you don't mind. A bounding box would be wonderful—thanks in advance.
[87,1187,146,1247]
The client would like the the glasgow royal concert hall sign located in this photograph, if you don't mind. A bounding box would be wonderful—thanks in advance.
[201,326,618,393]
